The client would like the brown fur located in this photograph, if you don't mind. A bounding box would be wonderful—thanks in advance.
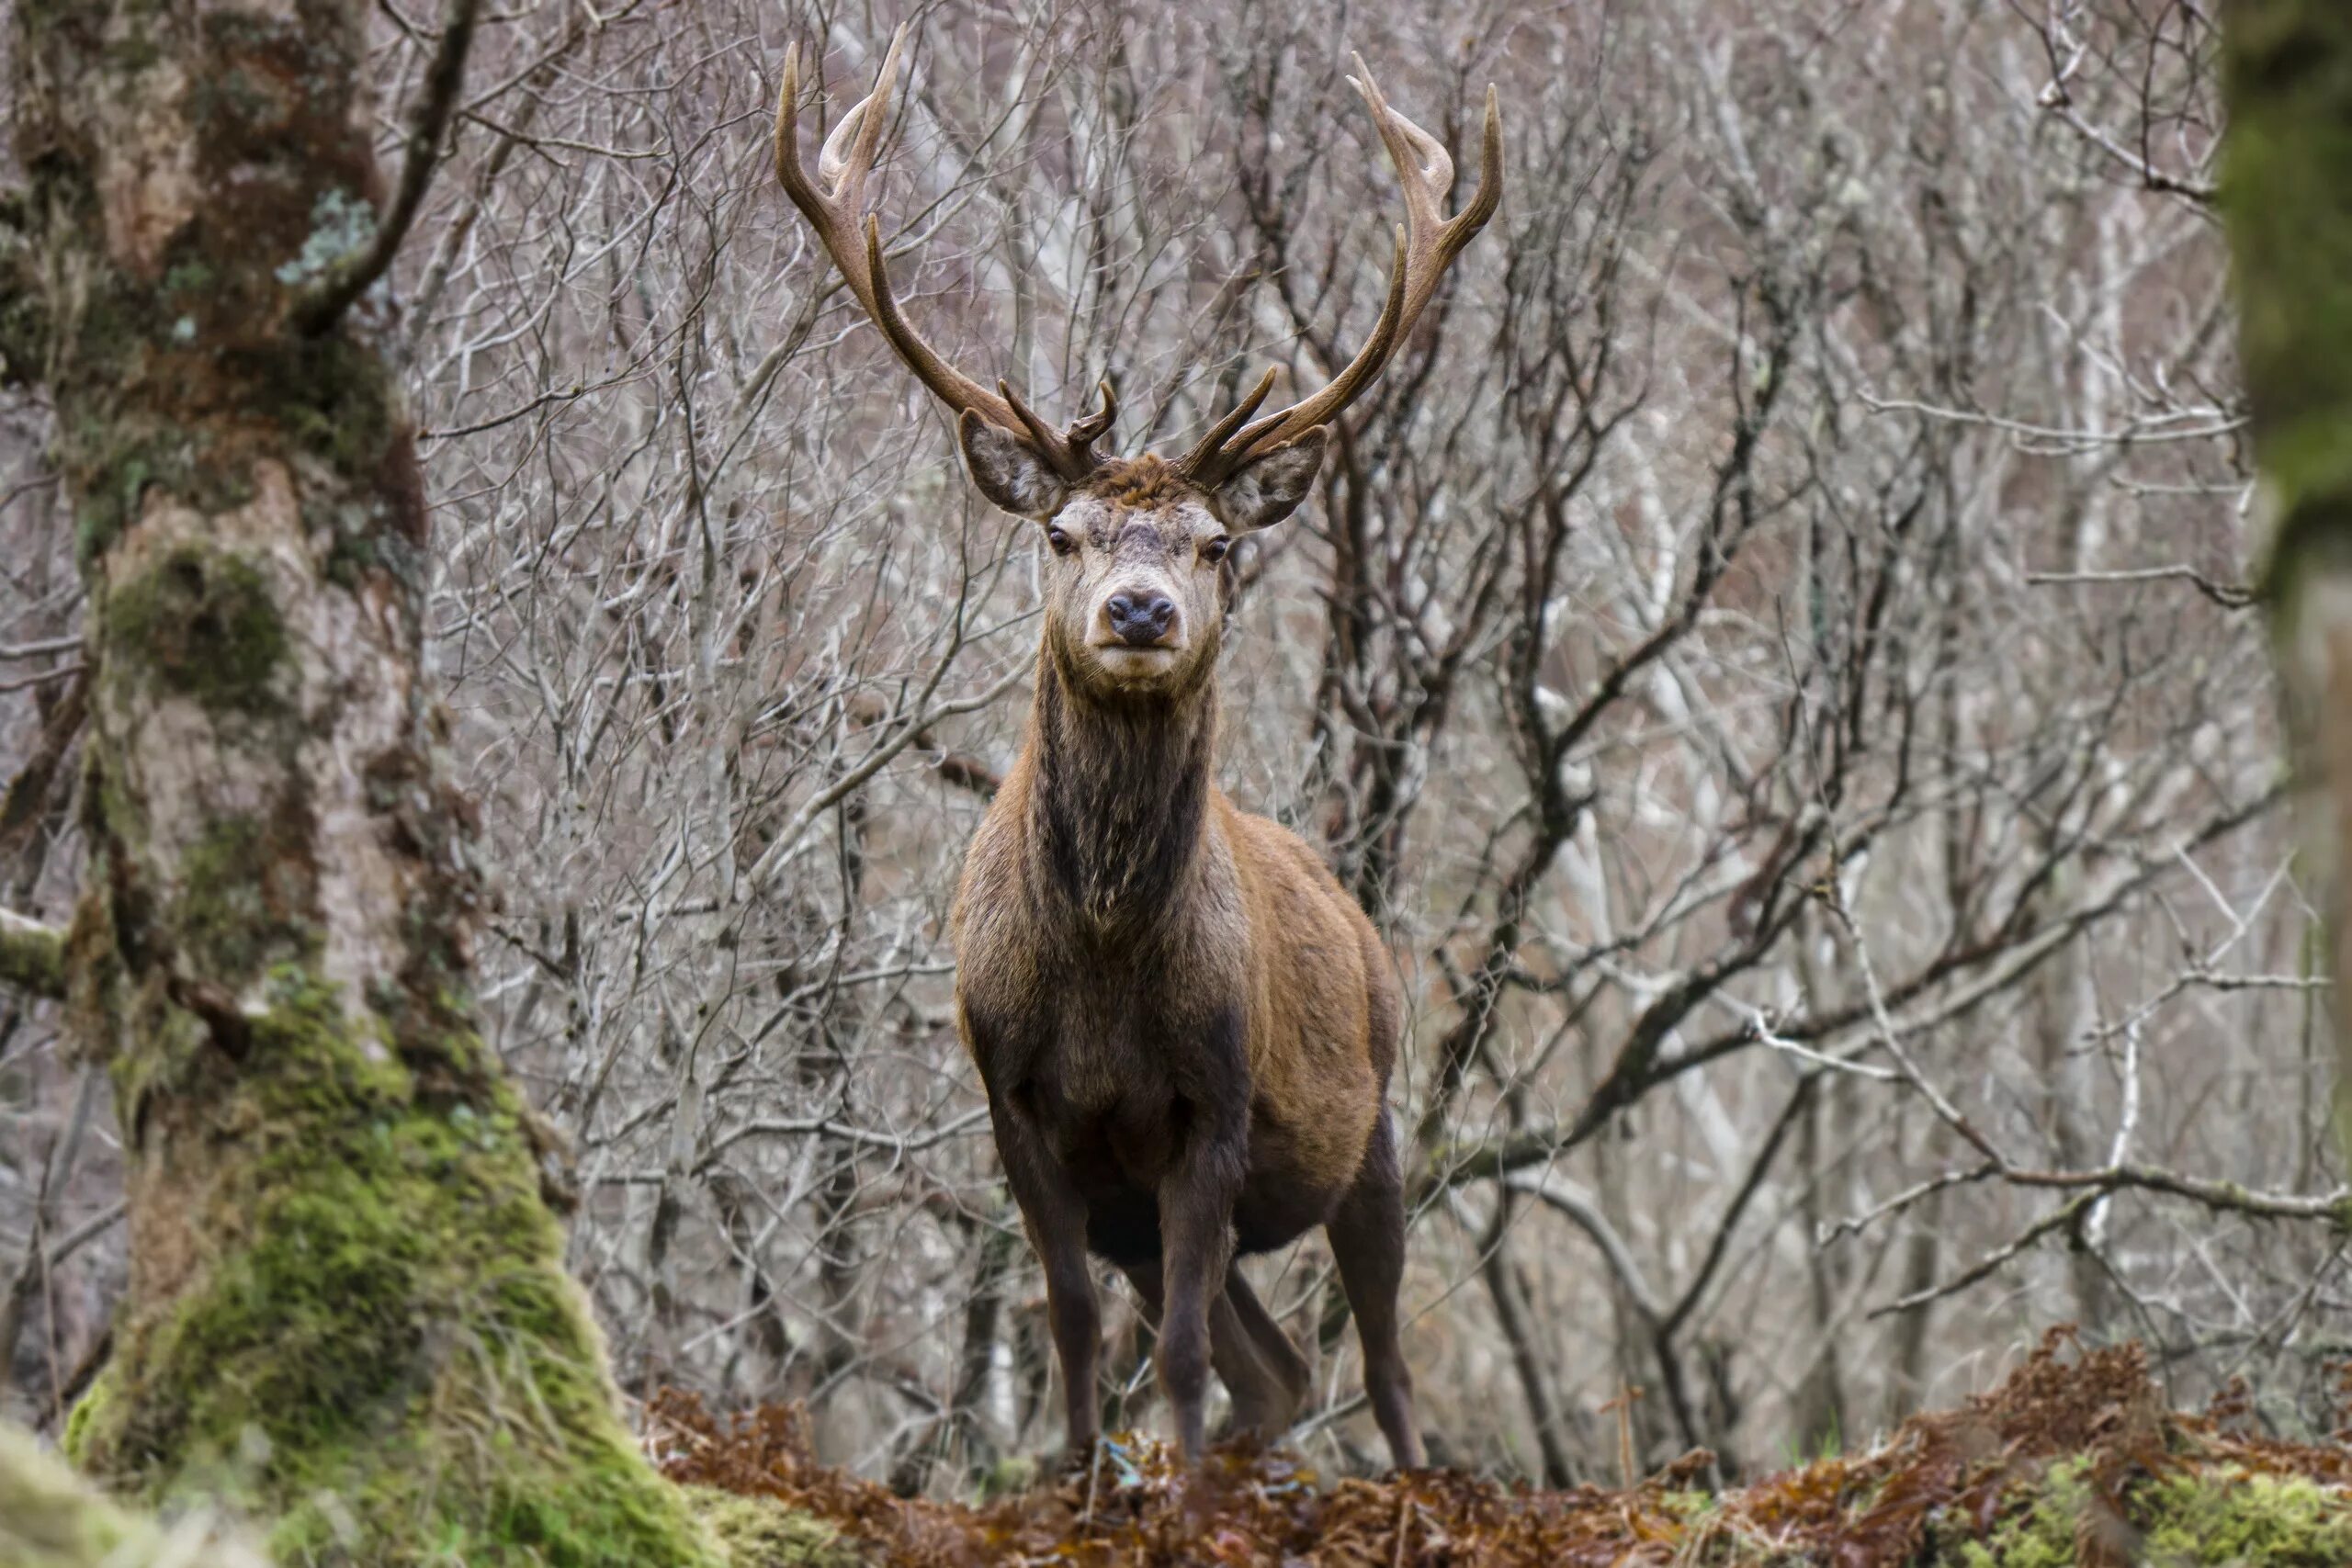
[1087,453,1186,512]
[949,447,1420,1470]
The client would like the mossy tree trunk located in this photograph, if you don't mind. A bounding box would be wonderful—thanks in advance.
[0,3,725,1562]
[2225,4,2352,1150]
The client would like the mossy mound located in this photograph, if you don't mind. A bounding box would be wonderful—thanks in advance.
[65,972,724,1567]
[1955,1462,2352,1567]
[682,1486,860,1568]
[6,1425,854,1568]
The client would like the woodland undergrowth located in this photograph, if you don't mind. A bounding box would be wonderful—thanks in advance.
[650,1328,2352,1567]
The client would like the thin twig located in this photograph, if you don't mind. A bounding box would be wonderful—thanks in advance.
[292,0,482,333]
[2026,565,2254,610]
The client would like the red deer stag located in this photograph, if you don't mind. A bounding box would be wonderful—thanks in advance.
[773,29,1500,1469]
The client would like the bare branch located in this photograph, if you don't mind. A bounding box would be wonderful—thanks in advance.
[291,0,481,333]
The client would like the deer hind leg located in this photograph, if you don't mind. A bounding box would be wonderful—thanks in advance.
[1117,1259,1305,1441]
[1114,1259,1289,1439]
[1219,1266,1310,1438]
[1327,1112,1424,1470]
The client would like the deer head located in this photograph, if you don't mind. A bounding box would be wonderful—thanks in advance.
[773,29,1502,698]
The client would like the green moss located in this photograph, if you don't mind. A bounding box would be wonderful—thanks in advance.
[1948,1460,2092,1568]
[971,1454,1039,1501]
[259,335,400,477]
[174,815,316,984]
[59,1367,114,1465]
[680,1488,856,1568]
[102,993,215,1154]
[50,277,231,567]
[0,911,63,999]
[69,432,170,567]
[2225,4,2352,604]
[1942,1459,2352,1567]
[2,1420,135,1566]
[0,1420,266,1568]
[68,971,725,1567]
[107,545,288,714]
[56,262,403,571]
[2141,1468,2352,1565]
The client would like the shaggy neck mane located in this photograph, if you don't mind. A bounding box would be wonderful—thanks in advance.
[1025,637,1218,942]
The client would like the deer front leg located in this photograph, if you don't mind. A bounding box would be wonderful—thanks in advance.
[1156,1100,1246,1461]
[989,1091,1101,1466]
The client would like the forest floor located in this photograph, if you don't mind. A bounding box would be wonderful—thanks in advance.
[650,1329,2352,1566]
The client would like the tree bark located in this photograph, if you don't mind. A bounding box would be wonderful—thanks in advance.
[2225,3,2352,1155]
[0,2,730,1560]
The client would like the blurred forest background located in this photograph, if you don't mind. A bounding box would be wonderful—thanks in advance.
[2,0,2326,1497]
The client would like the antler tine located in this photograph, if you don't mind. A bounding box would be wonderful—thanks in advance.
[1180,63,1505,486]
[774,28,910,304]
[996,377,1062,454]
[1175,366,1281,475]
[773,28,1107,479]
[817,26,904,207]
[1069,378,1118,446]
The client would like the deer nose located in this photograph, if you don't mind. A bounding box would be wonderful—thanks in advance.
[1105,591,1177,647]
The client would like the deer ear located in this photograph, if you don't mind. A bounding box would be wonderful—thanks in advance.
[1214,427,1328,531]
[959,412,1069,518]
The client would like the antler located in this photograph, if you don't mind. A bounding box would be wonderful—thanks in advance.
[774,28,1114,479]
[1178,57,1503,487]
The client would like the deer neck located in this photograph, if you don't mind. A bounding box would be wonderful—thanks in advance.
[1025,640,1219,942]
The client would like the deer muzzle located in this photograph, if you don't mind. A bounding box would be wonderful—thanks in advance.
[1104,590,1178,648]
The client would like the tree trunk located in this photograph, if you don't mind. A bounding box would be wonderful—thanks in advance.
[2225,3,2352,1155]
[1,2,726,1560]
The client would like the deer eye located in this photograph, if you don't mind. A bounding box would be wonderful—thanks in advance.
[1046,526,1076,558]
[1201,536,1232,565]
